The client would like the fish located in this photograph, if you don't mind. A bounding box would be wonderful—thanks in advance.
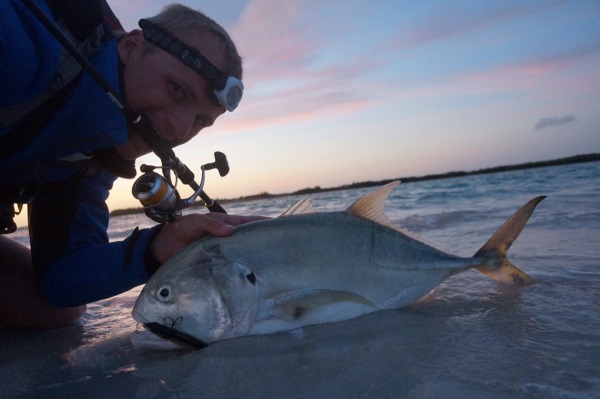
[132,181,545,350]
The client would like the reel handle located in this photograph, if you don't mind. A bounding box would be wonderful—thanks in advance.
[203,151,230,177]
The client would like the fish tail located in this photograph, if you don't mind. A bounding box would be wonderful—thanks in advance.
[473,196,546,286]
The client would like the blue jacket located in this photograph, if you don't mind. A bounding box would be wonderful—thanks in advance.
[1,0,162,306]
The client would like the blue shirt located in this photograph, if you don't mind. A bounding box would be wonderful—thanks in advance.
[1,0,162,306]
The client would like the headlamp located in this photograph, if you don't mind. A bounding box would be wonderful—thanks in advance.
[139,19,243,112]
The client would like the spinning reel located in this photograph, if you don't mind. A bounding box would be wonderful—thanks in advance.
[132,150,230,223]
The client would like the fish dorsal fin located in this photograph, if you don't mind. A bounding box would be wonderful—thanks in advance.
[347,181,400,230]
[347,181,443,247]
[279,198,318,217]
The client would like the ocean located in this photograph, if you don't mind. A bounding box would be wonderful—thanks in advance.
[1,161,599,399]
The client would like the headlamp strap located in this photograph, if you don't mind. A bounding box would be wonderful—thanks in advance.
[138,19,225,89]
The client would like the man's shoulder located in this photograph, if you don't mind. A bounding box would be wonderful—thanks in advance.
[1,0,61,105]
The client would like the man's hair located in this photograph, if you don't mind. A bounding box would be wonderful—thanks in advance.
[145,4,242,79]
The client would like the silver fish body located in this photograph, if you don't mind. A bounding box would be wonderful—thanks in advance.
[132,182,544,348]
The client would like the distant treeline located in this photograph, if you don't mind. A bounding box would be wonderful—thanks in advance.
[110,153,599,217]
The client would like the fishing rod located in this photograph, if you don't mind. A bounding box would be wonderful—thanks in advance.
[23,0,232,222]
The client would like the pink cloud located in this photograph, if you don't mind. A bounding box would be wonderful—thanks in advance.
[215,88,375,134]
[388,2,568,51]
[388,42,600,102]
[120,0,597,143]
[230,0,326,78]
[216,0,382,132]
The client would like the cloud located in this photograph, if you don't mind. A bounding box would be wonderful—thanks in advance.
[389,1,568,51]
[534,115,575,130]
[218,0,384,131]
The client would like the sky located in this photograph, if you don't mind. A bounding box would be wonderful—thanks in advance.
[13,0,600,226]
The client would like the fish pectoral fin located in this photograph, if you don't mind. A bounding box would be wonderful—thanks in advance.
[273,290,376,321]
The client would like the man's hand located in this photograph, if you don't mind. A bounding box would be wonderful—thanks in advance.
[150,213,268,264]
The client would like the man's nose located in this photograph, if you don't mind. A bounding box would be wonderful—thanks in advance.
[169,110,197,141]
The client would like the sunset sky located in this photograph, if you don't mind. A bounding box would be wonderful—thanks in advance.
[13,1,600,226]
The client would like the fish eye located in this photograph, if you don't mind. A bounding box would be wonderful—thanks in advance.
[156,284,174,303]
[246,272,256,285]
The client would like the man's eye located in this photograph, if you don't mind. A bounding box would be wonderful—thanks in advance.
[170,82,186,101]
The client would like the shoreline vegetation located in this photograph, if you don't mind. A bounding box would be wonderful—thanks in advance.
[110,153,599,217]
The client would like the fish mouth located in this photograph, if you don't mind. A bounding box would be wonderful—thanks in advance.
[144,322,209,350]
[132,310,208,350]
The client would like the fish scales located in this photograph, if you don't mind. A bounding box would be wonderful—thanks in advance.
[201,212,473,304]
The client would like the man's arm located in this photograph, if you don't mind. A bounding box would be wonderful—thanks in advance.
[29,167,265,307]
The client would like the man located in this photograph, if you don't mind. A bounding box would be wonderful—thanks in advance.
[0,0,262,328]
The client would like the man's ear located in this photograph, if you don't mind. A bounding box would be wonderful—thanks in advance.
[118,30,143,64]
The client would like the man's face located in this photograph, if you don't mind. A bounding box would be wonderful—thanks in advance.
[116,30,227,160]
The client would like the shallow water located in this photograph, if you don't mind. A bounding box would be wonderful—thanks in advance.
[2,162,599,399]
